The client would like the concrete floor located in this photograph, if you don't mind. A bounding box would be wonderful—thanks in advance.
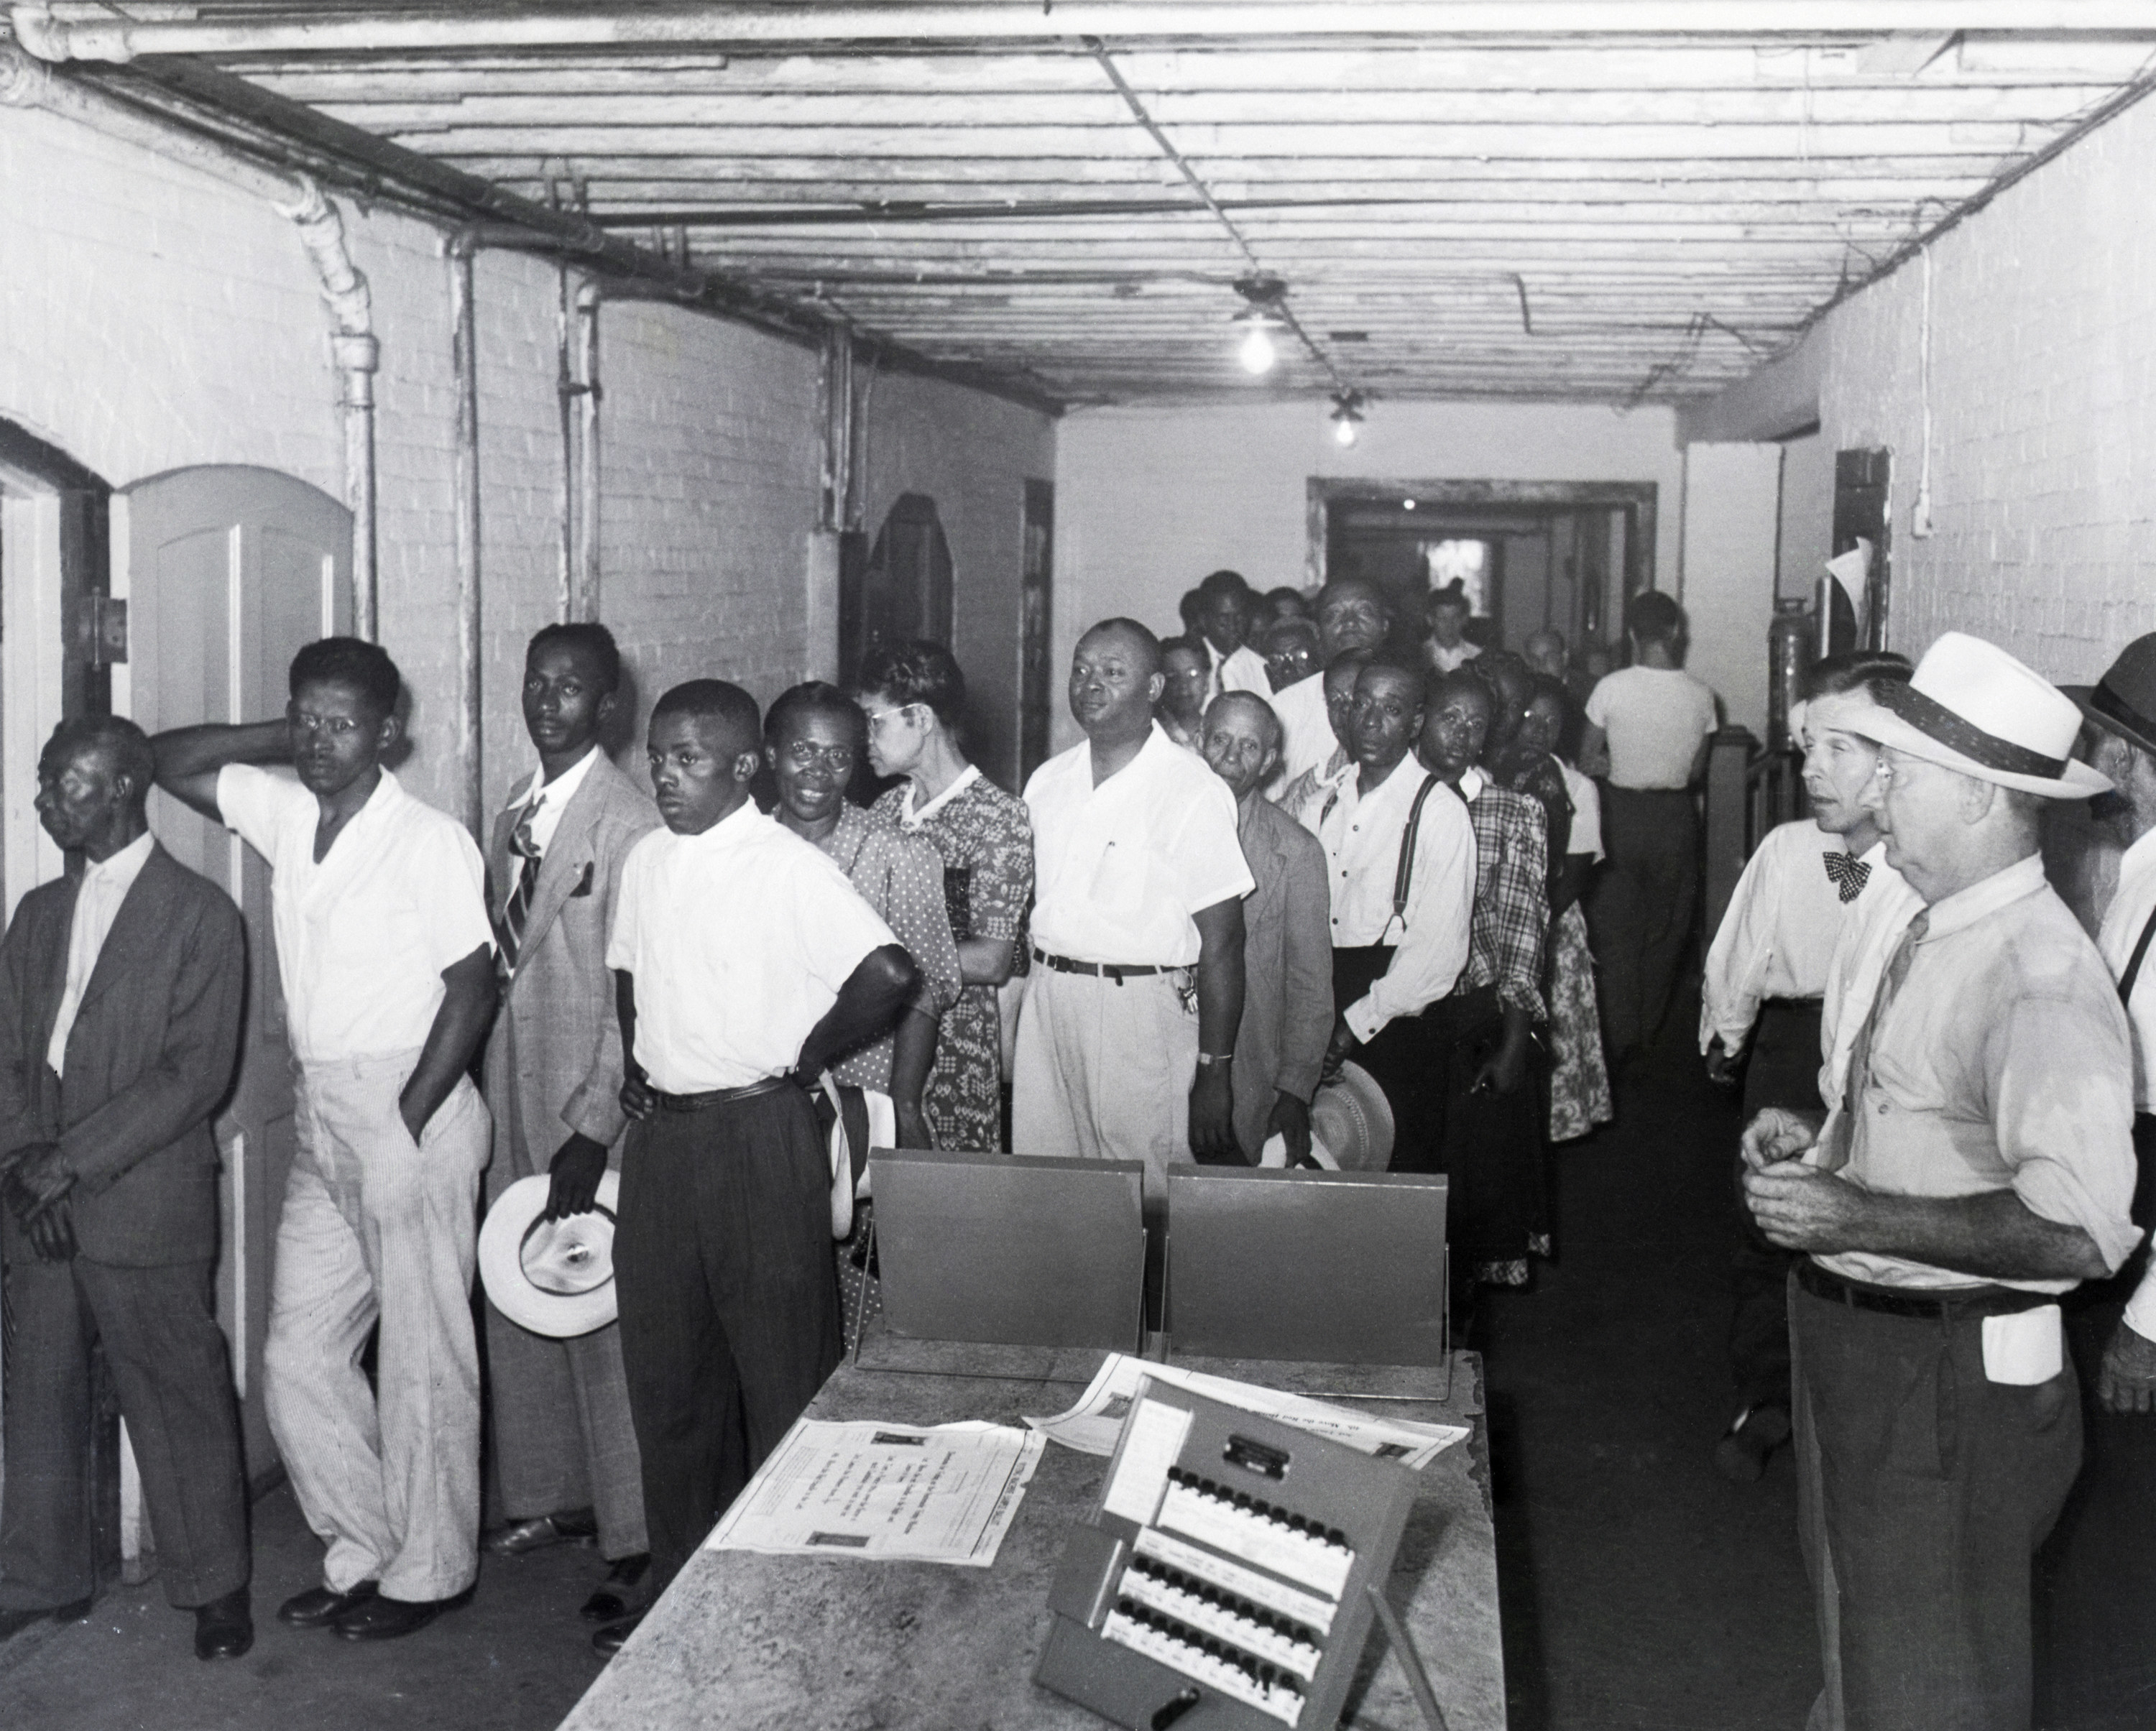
[5,984,2152,1731]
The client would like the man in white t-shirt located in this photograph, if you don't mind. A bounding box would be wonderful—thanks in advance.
[152,639,498,1643]
[1272,578,1395,790]
[1580,590,1719,1061]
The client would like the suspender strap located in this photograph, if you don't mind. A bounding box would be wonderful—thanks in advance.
[2120,902,2156,1007]
[1388,774,1442,929]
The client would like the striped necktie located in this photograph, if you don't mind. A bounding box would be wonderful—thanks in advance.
[1815,909,1929,1173]
[497,801,543,974]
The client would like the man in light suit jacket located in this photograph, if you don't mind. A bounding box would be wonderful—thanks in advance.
[0,716,250,1660]
[1200,693,1333,1163]
[479,623,658,1640]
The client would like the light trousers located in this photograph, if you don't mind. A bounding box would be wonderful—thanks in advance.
[264,1052,490,1602]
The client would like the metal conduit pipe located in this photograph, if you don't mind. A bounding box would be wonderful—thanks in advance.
[15,0,2156,55]
[448,234,482,836]
[571,280,603,625]
[0,44,383,637]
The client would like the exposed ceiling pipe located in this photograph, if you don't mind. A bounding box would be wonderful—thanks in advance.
[0,43,383,637]
[14,1,2156,58]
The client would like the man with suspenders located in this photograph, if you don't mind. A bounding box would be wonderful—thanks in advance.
[1309,660,1476,1174]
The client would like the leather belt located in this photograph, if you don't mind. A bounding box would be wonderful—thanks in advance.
[1797,1257,2054,1321]
[650,1075,796,1114]
[1033,948,1174,982]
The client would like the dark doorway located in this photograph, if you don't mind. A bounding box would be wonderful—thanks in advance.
[1019,478,1054,784]
[842,491,954,683]
[0,415,115,721]
[1309,479,1657,659]
[1829,448,1892,652]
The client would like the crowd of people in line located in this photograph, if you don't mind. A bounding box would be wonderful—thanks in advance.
[1,557,2152,1731]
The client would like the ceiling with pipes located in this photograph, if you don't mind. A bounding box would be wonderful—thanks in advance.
[12,4,2156,410]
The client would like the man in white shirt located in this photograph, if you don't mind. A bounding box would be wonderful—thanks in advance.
[1697,652,1912,1481]
[1015,619,1252,1208]
[605,679,918,1639]
[1276,652,1365,832]
[476,624,660,1643]
[1317,660,1476,1174]
[0,719,251,1661]
[1192,569,1273,703]
[1741,633,2137,1731]
[1421,583,1480,676]
[152,639,499,1643]
[1581,590,1720,1061]
[1272,578,1395,790]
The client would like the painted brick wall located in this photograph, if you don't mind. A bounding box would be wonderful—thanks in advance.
[1054,399,1685,751]
[858,366,1056,790]
[1688,88,2156,686]
[2,101,1052,823]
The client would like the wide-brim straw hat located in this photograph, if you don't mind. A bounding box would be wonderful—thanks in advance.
[1261,1061,1396,1171]
[479,1171,621,1339]
[1846,631,2110,800]
[2063,632,2156,762]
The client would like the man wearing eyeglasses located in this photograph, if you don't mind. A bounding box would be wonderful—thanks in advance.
[152,638,499,1643]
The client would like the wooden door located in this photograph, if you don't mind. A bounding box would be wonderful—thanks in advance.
[842,493,954,680]
[116,465,351,1481]
[1831,448,1892,652]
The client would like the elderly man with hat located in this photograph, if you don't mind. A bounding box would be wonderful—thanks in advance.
[1740,632,2142,1731]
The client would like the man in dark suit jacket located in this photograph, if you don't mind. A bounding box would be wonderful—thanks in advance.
[0,716,250,1660]
[1199,693,1333,1163]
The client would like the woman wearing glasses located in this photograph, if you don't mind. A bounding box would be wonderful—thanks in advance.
[854,642,1035,1153]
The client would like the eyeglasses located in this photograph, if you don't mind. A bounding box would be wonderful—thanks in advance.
[782,741,857,773]
[862,703,918,732]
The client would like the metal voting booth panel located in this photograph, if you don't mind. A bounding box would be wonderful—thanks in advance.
[872,1147,1147,1350]
[1165,1169,1449,1366]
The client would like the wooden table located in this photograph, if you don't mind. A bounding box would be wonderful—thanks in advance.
[558,1332,1505,1731]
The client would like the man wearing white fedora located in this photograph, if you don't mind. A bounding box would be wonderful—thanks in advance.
[1740,632,2141,1731]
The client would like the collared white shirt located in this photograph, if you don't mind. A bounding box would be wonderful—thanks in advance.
[218,765,495,1065]
[1269,672,1336,793]
[1426,641,1480,675]
[1585,665,1718,789]
[46,831,155,1077]
[502,745,600,867]
[605,800,895,1094]
[1818,848,1924,1109]
[1318,755,1475,1041]
[1024,723,1253,968]
[897,762,981,831]
[1557,761,1603,861]
[1807,852,2140,1293]
[2096,827,2156,1341]
[1206,641,1272,705]
[1700,821,1886,1056]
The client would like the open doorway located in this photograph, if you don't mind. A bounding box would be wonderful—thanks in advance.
[1307,478,1658,660]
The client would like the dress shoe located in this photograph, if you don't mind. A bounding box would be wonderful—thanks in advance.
[193,1588,254,1661]
[0,1595,93,1643]
[333,1587,470,1642]
[277,1582,377,1628]
[591,1612,643,1657]
[1713,1402,1793,1483]
[579,1554,651,1624]
[484,1509,599,1556]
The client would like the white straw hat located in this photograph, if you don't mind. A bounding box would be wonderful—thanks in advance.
[1259,1061,1395,1171]
[479,1171,621,1339]
[1848,631,2110,800]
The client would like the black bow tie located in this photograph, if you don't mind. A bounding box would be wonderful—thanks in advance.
[1823,851,1871,903]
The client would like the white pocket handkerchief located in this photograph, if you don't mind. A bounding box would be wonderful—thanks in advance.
[1981,1305,2063,1385]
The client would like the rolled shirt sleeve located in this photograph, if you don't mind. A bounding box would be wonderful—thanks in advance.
[1345,785,1475,1044]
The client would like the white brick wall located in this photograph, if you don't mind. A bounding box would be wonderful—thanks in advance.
[1,101,1054,819]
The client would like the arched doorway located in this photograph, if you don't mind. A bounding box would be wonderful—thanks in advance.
[841,491,954,682]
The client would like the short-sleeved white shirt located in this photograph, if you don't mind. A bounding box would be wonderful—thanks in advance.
[217,765,495,1064]
[1023,724,1255,968]
[605,801,895,1094]
[1558,761,1603,862]
[1584,665,1719,790]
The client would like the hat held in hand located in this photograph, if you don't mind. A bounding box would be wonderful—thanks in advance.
[1260,1061,1394,1171]
[479,1171,620,1338]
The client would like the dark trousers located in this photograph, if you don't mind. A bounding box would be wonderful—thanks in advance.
[0,1217,249,1610]
[1333,946,1445,1173]
[1589,785,1699,1056]
[1728,999,1822,1411]
[1793,1278,2081,1731]
[613,1086,842,1589]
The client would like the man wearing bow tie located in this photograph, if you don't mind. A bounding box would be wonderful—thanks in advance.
[478,624,659,1645]
[1698,652,1912,1480]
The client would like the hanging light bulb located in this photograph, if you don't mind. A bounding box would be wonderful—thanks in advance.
[1239,323,1278,376]
[1330,390,1365,446]
[1228,275,1289,379]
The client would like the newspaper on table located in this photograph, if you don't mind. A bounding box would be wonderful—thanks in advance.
[705,1418,1044,1566]
[1026,1353,1468,1469]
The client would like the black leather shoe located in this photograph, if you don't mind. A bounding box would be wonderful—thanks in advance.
[193,1588,254,1661]
[484,1509,599,1556]
[579,1554,651,1624]
[333,1588,469,1642]
[0,1594,93,1643]
[591,1612,643,1657]
[277,1582,377,1628]
[1713,1403,1793,1483]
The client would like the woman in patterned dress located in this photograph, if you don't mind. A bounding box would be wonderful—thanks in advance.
[855,641,1034,1152]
